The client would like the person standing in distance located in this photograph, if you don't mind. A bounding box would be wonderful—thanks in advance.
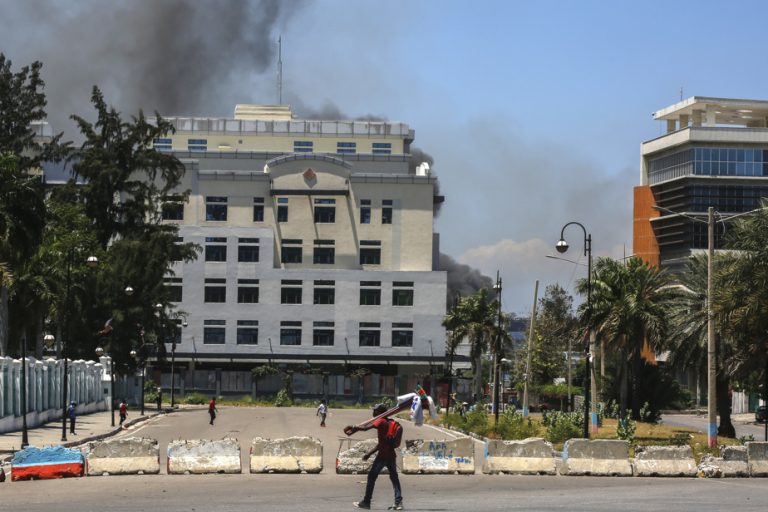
[208,397,218,425]
[317,399,328,427]
[68,401,77,434]
[346,404,404,510]
[119,399,128,426]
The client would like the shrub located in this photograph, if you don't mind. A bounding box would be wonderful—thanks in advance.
[463,406,490,437]
[617,415,636,444]
[274,389,293,407]
[639,401,661,424]
[143,381,159,404]
[181,392,208,405]
[542,410,583,444]
[494,408,541,440]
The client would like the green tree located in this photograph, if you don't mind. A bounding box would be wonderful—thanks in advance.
[577,257,676,419]
[526,284,576,385]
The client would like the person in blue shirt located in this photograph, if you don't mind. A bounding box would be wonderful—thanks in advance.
[67,401,77,434]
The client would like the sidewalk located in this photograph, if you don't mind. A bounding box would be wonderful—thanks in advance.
[0,407,164,458]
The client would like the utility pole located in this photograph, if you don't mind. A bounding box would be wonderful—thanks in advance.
[707,206,717,449]
[522,280,539,417]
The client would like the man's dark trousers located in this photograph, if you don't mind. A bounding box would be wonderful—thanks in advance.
[363,456,402,504]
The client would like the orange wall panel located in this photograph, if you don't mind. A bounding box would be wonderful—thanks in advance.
[632,186,659,267]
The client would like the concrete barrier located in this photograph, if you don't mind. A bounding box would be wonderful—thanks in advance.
[698,445,749,478]
[482,438,556,475]
[747,441,768,477]
[633,445,697,477]
[402,438,475,474]
[83,437,160,476]
[336,439,378,474]
[561,439,632,476]
[167,438,241,474]
[250,436,322,474]
[11,446,84,481]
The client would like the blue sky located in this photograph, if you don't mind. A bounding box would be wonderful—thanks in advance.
[3,0,767,313]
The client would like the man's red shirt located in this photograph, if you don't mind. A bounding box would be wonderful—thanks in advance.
[372,417,397,459]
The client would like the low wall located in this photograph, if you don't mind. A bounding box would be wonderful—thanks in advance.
[336,439,378,474]
[482,438,556,475]
[84,437,160,476]
[402,438,474,475]
[167,439,241,474]
[634,445,697,477]
[250,436,322,474]
[11,446,84,481]
[561,439,632,476]
[698,445,749,478]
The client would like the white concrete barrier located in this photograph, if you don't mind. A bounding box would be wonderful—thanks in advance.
[250,436,322,474]
[84,437,160,476]
[402,438,474,475]
[11,446,84,481]
[633,445,697,477]
[698,445,748,478]
[336,439,378,474]
[747,441,768,477]
[482,438,556,475]
[561,439,632,476]
[167,438,241,474]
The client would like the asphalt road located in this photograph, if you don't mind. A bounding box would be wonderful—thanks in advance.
[4,407,768,511]
[662,413,768,441]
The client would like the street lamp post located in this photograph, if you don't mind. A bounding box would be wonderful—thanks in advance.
[60,252,98,442]
[522,280,539,417]
[131,323,147,416]
[492,271,503,423]
[556,221,594,438]
[20,335,29,448]
[95,346,115,427]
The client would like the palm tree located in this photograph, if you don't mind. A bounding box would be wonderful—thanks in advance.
[442,289,499,401]
[577,257,676,419]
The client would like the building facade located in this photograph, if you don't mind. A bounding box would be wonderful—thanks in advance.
[634,96,768,271]
[151,105,448,399]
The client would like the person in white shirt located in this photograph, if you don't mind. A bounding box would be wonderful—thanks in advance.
[316,399,327,427]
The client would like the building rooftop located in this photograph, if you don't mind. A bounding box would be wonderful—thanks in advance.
[653,96,768,127]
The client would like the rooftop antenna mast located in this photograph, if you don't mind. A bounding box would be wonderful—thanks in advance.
[277,36,283,105]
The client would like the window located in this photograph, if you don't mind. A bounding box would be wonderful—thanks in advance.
[172,237,184,262]
[337,141,356,154]
[360,281,381,306]
[237,279,259,304]
[313,246,335,264]
[392,281,414,306]
[382,199,393,224]
[392,323,413,347]
[281,239,303,263]
[164,277,183,303]
[281,279,302,304]
[360,199,371,224]
[313,321,334,346]
[236,320,258,345]
[359,322,381,347]
[277,197,288,223]
[204,278,226,303]
[238,237,260,262]
[188,138,207,152]
[314,198,336,223]
[253,197,264,222]
[372,142,391,155]
[294,140,313,153]
[313,280,335,305]
[206,196,227,221]
[280,321,302,345]
[162,195,184,220]
[360,240,381,265]
[205,236,227,262]
[153,138,172,151]
[203,320,225,344]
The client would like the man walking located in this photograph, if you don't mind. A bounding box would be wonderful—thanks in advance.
[208,397,217,425]
[67,401,77,435]
[316,399,328,427]
[119,399,128,426]
[345,404,404,510]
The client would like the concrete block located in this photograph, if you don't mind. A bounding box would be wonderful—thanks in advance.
[84,437,160,476]
[250,436,322,474]
[11,446,84,481]
[561,439,632,476]
[482,437,556,475]
[634,445,696,477]
[167,438,241,474]
[746,441,768,477]
[402,438,474,474]
[336,439,378,474]
[698,445,749,478]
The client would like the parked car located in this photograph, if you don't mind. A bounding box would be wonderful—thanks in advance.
[756,406,767,423]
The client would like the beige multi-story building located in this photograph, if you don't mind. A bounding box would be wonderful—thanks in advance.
[151,105,448,400]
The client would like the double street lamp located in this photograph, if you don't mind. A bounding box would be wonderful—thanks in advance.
[95,346,115,427]
[556,221,595,439]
